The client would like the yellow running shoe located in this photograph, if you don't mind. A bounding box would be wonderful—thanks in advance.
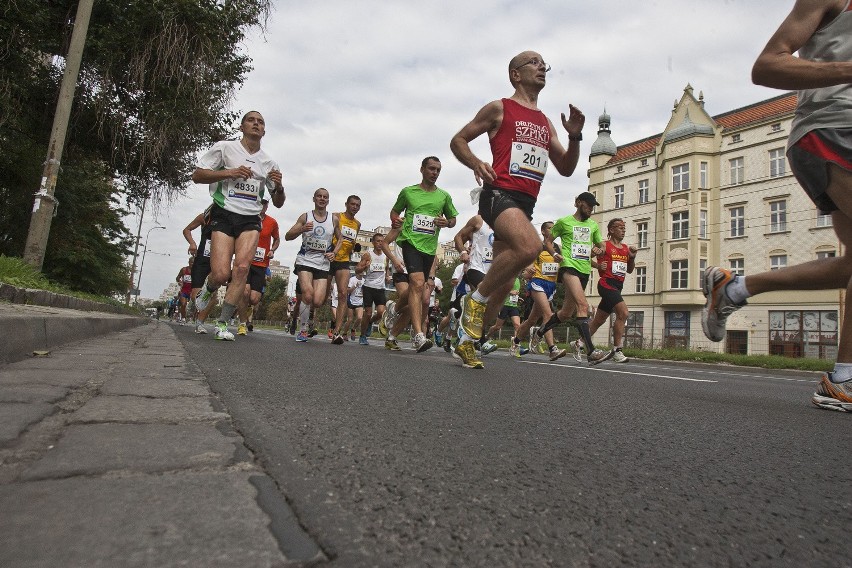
[455,340,484,369]
[237,323,248,336]
[460,294,485,340]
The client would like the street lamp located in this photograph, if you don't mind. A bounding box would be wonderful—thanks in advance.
[132,225,165,304]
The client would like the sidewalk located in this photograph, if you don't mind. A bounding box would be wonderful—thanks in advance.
[0,302,325,567]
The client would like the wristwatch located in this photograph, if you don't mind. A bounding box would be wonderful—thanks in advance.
[568,133,583,141]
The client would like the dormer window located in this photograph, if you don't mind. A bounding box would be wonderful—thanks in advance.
[640,159,648,167]
[771,123,781,132]
[732,133,741,143]
[616,165,624,173]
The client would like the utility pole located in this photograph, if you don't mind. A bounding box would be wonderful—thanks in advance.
[23,0,95,270]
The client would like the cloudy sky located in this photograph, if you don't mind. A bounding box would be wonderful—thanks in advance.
[132,0,792,299]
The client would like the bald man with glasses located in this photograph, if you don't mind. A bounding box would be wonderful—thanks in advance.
[449,50,586,369]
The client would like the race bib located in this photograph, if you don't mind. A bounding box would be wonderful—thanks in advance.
[341,225,357,241]
[227,178,261,201]
[412,214,436,235]
[370,261,385,274]
[542,262,558,276]
[484,247,494,263]
[306,236,330,252]
[509,293,519,304]
[509,142,548,180]
[202,240,211,258]
[254,247,266,263]
[612,260,628,277]
[571,243,591,261]
[182,274,192,283]
[572,225,591,243]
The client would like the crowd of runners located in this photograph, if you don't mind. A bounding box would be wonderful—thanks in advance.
[166,20,852,412]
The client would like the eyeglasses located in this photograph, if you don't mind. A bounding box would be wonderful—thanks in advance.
[513,58,551,73]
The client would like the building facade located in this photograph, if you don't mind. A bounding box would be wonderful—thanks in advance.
[586,86,841,358]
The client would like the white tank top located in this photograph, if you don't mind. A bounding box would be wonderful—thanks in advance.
[363,249,387,289]
[468,224,494,275]
[295,210,334,270]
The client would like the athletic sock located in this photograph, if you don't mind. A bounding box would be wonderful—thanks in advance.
[539,313,561,335]
[219,301,237,324]
[578,318,595,352]
[832,363,852,382]
[470,290,487,304]
[726,276,751,304]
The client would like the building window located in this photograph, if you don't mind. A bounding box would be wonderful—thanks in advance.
[770,254,787,270]
[730,206,745,237]
[771,123,781,132]
[614,185,624,209]
[625,311,645,349]
[672,163,690,192]
[726,330,749,355]
[700,161,708,189]
[769,310,839,359]
[699,258,707,282]
[640,158,648,167]
[664,311,690,348]
[732,133,741,143]
[672,211,689,240]
[770,200,787,232]
[671,260,688,289]
[816,250,836,260]
[769,148,786,178]
[816,210,832,227]
[616,165,624,173]
[634,266,647,293]
[729,257,745,276]
[636,222,648,248]
[730,157,744,185]
[699,210,707,239]
[638,179,649,204]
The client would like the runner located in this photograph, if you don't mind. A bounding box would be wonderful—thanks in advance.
[484,275,523,357]
[450,50,585,369]
[183,205,218,333]
[240,197,279,336]
[191,111,285,341]
[344,270,365,341]
[511,221,564,361]
[285,187,338,342]
[571,218,637,363]
[329,195,362,344]
[357,232,389,345]
[705,0,852,411]
[385,157,458,353]
[536,193,613,365]
[377,222,410,350]
[175,259,193,324]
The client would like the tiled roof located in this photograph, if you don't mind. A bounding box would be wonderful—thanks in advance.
[607,92,797,164]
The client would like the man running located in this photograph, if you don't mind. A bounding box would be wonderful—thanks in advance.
[537,192,612,365]
[183,205,217,333]
[450,50,585,369]
[703,0,852,411]
[357,232,389,345]
[285,188,339,342]
[329,195,362,344]
[484,276,523,357]
[175,259,193,324]
[386,156,458,353]
[240,197,279,335]
[192,111,285,341]
[571,218,637,363]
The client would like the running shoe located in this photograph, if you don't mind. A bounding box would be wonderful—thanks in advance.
[443,335,452,353]
[214,322,234,341]
[194,282,214,312]
[528,327,541,354]
[296,331,309,342]
[588,349,614,365]
[359,335,369,345]
[247,322,254,332]
[378,316,388,338]
[413,332,434,353]
[434,330,443,348]
[309,328,319,338]
[385,338,401,351]
[455,340,484,369]
[509,339,520,358]
[701,266,747,342]
[571,339,584,362]
[480,340,498,355]
[448,308,458,334]
[812,372,852,412]
[519,347,530,356]
[611,349,629,363]
[328,329,334,340]
[459,294,485,340]
[332,334,345,345]
[350,332,357,342]
[549,347,567,361]
[288,320,297,335]
[194,321,208,334]
[237,323,248,336]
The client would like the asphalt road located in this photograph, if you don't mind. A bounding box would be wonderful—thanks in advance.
[177,324,852,568]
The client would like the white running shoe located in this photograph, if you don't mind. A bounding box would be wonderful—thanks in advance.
[413,332,434,353]
[214,322,234,341]
[701,266,747,342]
[194,282,214,312]
[194,321,207,334]
[611,349,629,363]
[571,339,584,362]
